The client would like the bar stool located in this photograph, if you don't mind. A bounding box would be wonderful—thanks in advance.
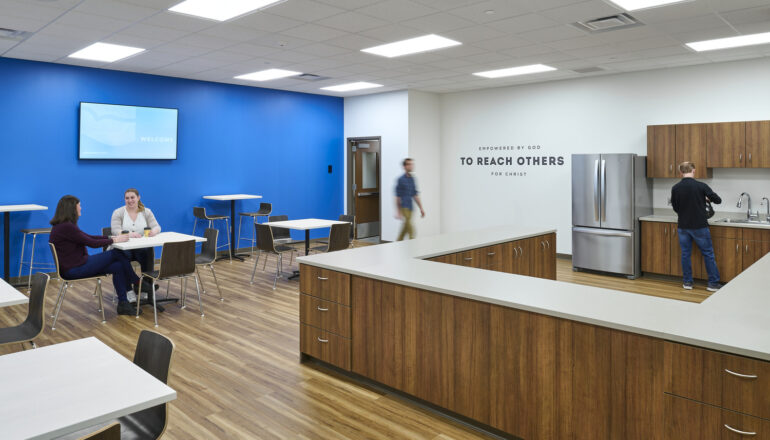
[18,227,55,292]
[237,202,272,255]
[192,207,231,260]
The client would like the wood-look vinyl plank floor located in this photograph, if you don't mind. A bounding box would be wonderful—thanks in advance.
[0,247,710,439]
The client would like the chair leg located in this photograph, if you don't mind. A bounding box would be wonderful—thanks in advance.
[237,216,244,253]
[136,276,145,318]
[166,280,171,300]
[196,266,207,294]
[51,282,69,330]
[18,232,27,280]
[181,278,187,309]
[151,281,159,327]
[210,264,223,301]
[273,254,281,290]
[263,251,268,271]
[192,218,197,236]
[225,218,232,261]
[96,279,106,323]
[51,281,65,318]
[27,234,37,293]
[250,251,260,285]
[194,275,204,317]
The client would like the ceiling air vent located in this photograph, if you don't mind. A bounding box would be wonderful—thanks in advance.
[294,73,329,82]
[572,13,642,33]
[572,66,605,74]
[0,27,33,40]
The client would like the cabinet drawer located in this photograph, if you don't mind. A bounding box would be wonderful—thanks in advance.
[299,264,350,305]
[300,324,351,370]
[665,394,770,440]
[710,226,742,239]
[743,228,770,242]
[300,294,351,338]
[722,352,770,420]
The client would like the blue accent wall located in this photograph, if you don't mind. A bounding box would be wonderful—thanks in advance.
[0,57,343,275]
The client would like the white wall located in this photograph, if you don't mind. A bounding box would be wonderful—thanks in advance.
[344,90,408,242]
[439,57,770,254]
[408,90,442,237]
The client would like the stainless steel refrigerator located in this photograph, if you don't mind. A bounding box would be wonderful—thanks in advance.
[571,154,652,279]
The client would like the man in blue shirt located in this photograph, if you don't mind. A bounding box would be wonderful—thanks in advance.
[395,158,425,240]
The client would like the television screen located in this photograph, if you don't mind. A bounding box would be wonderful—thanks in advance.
[79,102,178,159]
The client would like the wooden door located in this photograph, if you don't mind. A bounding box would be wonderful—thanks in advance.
[707,122,745,168]
[722,351,770,420]
[745,120,770,168]
[675,123,711,178]
[511,239,531,276]
[647,125,676,178]
[529,236,548,279]
[711,236,742,282]
[458,248,483,269]
[482,243,505,272]
[349,138,380,238]
[641,222,671,274]
[542,233,556,280]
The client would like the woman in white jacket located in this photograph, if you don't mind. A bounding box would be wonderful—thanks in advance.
[111,188,161,286]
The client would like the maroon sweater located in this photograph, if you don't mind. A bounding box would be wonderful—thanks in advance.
[49,222,113,274]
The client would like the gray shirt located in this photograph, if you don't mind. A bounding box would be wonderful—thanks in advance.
[111,206,161,236]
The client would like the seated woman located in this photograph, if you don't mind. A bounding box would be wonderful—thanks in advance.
[49,195,142,316]
[111,188,160,299]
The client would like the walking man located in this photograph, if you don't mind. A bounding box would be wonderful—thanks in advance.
[395,158,425,241]
[671,161,722,291]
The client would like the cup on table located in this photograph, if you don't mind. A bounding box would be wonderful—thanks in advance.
[143,227,151,237]
[121,230,129,237]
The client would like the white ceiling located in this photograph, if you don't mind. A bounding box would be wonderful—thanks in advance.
[1,0,770,96]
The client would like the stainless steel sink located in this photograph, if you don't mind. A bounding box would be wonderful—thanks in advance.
[715,218,770,225]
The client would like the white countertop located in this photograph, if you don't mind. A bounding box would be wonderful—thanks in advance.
[640,212,770,230]
[111,232,206,250]
[298,224,770,361]
[0,204,47,213]
[0,337,176,440]
[203,194,262,201]
[0,278,28,307]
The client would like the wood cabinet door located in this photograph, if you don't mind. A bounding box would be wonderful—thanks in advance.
[707,122,746,168]
[676,123,711,178]
[458,248,483,268]
[483,243,505,272]
[745,120,770,168]
[663,342,722,407]
[743,240,770,271]
[711,236,742,282]
[432,253,457,265]
[722,411,770,439]
[647,125,677,177]
[542,233,556,280]
[663,394,722,440]
[529,236,547,279]
[512,239,532,276]
[721,352,770,420]
[641,222,671,274]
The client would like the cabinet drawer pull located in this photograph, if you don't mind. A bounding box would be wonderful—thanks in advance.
[725,369,758,379]
[317,306,329,312]
[546,240,551,249]
[317,276,328,281]
[463,257,473,261]
[317,337,328,343]
[541,241,546,249]
[669,164,673,171]
[739,153,743,162]
[487,252,496,256]
[748,152,752,162]
[664,227,667,236]
[518,246,523,255]
[513,247,519,257]
[724,424,756,436]
[746,244,749,253]
[736,243,740,253]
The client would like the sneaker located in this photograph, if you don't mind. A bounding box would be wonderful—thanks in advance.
[117,301,142,316]
[706,283,724,292]
[683,282,693,290]
[126,290,137,303]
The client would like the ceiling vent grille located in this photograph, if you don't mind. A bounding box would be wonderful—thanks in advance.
[572,13,642,33]
[295,73,329,82]
[0,27,32,40]
[572,66,605,74]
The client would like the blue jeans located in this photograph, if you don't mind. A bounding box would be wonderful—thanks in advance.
[678,228,720,285]
[64,250,140,302]
[122,248,154,273]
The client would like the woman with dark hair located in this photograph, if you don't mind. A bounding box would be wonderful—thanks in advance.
[49,195,142,316]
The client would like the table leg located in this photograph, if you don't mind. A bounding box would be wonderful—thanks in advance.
[216,200,245,262]
[3,212,9,282]
[305,230,310,256]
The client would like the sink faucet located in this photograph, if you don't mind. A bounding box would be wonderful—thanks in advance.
[737,192,753,219]
[762,197,770,222]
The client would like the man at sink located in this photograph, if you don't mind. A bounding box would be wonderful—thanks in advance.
[671,161,723,292]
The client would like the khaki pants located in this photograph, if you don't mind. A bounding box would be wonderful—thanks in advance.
[397,207,414,241]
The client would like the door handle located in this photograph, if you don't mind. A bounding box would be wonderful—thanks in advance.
[541,241,546,249]
[317,306,329,312]
[601,159,607,222]
[724,369,758,379]
[745,244,749,254]
[463,257,473,261]
[518,246,523,256]
[736,243,739,253]
[487,252,496,256]
[594,159,600,221]
[723,424,756,436]
[317,276,328,281]
[546,240,550,249]
[664,227,667,236]
[739,152,743,162]
[669,164,673,172]
[317,337,328,343]
[748,152,752,162]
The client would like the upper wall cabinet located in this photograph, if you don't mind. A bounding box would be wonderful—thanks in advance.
[746,120,770,168]
[707,122,745,168]
[647,124,711,178]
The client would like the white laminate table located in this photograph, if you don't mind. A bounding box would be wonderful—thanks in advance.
[264,218,350,256]
[0,278,28,308]
[0,204,48,282]
[203,194,262,261]
[0,337,176,440]
[110,231,206,251]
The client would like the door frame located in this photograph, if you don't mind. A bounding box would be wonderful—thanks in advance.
[346,136,381,238]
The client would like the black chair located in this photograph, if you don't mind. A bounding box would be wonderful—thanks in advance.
[315,215,356,250]
[311,223,352,254]
[195,228,223,301]
[237,202,272,255]
[0,272,49,350]
[49,243,106,330]
[192,207,231,261]
[77,422,120,440]
[251,223,295,289]
[138,240,202,327]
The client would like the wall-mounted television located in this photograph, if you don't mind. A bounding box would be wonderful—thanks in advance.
[79,102,178,160]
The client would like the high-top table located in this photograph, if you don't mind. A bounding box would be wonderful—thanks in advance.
[0,278,28,308]
[263,218,349,280]
[0,204,48,282]
[0,337,176,440]
[202,194,262,262]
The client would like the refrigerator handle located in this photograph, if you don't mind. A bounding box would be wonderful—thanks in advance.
[601,159,607,222]
[593,159,600,221]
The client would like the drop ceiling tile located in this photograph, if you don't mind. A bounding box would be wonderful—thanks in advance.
[174,34,236,50]
[0,15,51,33]
[427,57,476,69]
[440,44,488,58]
[262,49,319,63]
[357,0,438,22]
[472,35,532,51]
[459,51,512,64]
[447,0,530,24]
[132,49,190,64]
[34,23,112,42]
[265,0,346,22]
[333,63,382,74]
[401,12,477,33]
[293,42,350,57]
[120,23,189,41]
[545,34,606,50]
[559,43,623,58]
[195,50,254,64]
[102,33,168,49]
[2,49,60,62]
[233,12,304,33]
[315,0,382,8]
[732,22,770,35]
[499,44,561,58]
[144,11,214,32]
[188,69,239,82]
[0,39,19,53]
[592,25,660,43]
[280,23,348,41]
[329,50,376,64]
[252,33,315,50]
[120,0,177,9]
[56,11,134,33]
[315,11,389,33]
[628,1,711,23]
[154,42,213,57]
[207,42,276,57]
[649,14,728,34]
[359,24,424,41]
[111,55,176,70]
[518,24,587,42]
[198,24,265,43]
[325,33,384,50]
[442,24,508,43]
[74,0,159,21]
[671,27,738,44]
[540,0,622,24]
[487,13,560,34]
[0,1,70,21]
[612,35,682,52]
[284,56,344,70]
[518,0,592,12]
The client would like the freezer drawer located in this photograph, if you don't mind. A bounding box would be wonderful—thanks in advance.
[572,227,635,276]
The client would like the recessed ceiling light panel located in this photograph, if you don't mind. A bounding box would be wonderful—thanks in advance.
[321,82,383,92]
[361,34,461,58]
[68,42,144,63]
[169,0,284,22]
[607,0,692,11]
[686,32,770,52]
[473,64,556,79]
[235,68,302,81]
